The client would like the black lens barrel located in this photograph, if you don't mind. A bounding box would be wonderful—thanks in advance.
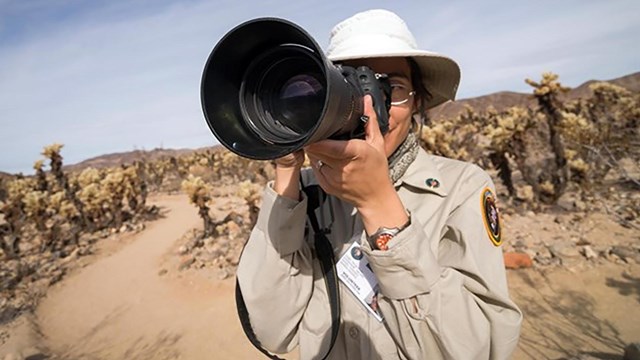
[201,18,364,160]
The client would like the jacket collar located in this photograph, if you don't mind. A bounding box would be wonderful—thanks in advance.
[394,147,448,197]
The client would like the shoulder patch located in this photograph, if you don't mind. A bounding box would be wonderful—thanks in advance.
[481,187,502,246]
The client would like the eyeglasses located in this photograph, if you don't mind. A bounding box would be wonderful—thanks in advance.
[390,83,416,106]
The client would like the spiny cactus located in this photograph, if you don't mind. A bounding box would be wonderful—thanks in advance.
[525,72,571,203]
[182,175,217,237]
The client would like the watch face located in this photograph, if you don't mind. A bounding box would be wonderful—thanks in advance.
[375,233,394,251]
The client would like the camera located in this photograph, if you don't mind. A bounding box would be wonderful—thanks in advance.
[201,17,391,160]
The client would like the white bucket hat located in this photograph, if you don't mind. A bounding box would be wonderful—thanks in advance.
[327,9,461,110]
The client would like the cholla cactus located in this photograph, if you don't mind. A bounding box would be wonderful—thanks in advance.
[1,178,33,257]
[22,190,48,232]
[42,143,64,180]
[132,161,148,211]
[525,72,571,203]
[525,72,570,98]
[482,107,536,198]
[41,143,89,230]
[102,168,126,228]
[237,180,261,228]
[558,81,639,188]
[182,175,216,237]
[2,146,158,260]
[420,106,481,163]
[121,166,142,212]
[33,159,48,192]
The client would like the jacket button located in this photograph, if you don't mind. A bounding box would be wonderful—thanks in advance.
[349,326,359,339]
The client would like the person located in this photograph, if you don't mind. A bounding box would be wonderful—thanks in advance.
[237,8,522,360]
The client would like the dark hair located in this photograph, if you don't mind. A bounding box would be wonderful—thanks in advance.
[407,57,432,123]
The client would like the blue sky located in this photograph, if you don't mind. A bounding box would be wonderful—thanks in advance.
[1,0,639,174]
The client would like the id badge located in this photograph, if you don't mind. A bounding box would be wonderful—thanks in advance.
[336,242,383,321]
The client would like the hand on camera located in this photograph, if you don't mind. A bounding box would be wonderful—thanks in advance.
[273,150,305,201]
[274,149,305,170]
[305,95,395,210]
[305,95,408,233]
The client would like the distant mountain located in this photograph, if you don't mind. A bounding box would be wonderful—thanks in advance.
[0,171,14,181]
[428,71,640,121]
[563,71,640,100]
[62,146,222,173]
[35,71,640,174]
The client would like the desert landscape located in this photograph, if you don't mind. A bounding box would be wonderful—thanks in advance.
[1,72,639,360]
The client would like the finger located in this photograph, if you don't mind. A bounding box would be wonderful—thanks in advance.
[305,139,362,161]
[307,154,337,192]
[363,95,385,150]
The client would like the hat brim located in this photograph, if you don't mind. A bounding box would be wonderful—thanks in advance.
[329,50,461,110]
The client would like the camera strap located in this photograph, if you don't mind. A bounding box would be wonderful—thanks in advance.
[235,183,341,360]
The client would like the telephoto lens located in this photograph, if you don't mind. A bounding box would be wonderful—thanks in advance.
[201,17,390,160]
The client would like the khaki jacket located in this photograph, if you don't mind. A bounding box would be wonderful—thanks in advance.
[237,148,522,359]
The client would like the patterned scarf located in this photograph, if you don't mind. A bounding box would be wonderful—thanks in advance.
[387,131,419,183]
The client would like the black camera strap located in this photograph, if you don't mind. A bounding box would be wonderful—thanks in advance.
[235,184,341,360]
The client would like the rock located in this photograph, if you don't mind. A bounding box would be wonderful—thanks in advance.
[575,238,591,246]
[199,251,219,263]
[60,248,80,265]
[206,242,223,256]
[533,255,553,266]
[504,252,533,269]
[204,237,216,247]
[574,200,587,212]
[581,246,598,260]
[611,246,640,264]
[187,237,203,250]
[523,248,537,260]
[549,241,582,259]
[49,270,64,285]
[78,246,92,256]
[625,343,640,360]
[178,256,195,271]
[513,240,527,251]
[217,268,230,280]
[177,245,189,255]
[557,193,578,211]
[158,269,168,276]
[226,221,241,235]
[18,347,47,359]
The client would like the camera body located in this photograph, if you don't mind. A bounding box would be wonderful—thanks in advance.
[201,17,392,160]
[336,65,391,140]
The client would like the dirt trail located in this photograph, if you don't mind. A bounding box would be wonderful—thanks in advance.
[25,194,639,360]
[35,194,265,359]
[509,263,640,359]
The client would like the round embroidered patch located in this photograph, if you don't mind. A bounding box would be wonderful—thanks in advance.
[481,188,502,246]
[350,246,364,260]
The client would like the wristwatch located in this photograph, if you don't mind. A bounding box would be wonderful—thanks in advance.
[367,215,411,251]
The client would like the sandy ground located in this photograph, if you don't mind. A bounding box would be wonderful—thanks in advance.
[1,193,639,359]
[33,195,268,360]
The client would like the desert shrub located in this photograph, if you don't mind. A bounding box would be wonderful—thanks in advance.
[420,72,639,212]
